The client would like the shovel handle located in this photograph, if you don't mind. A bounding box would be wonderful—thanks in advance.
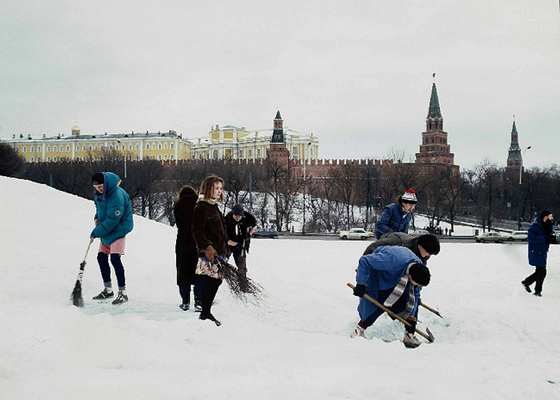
[83,240,93,262]
[420,301,443,318]
[347,283,434,342]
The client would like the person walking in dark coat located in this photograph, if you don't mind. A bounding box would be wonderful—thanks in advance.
[225,204,257,278]
[522,209,557,297]
[90,172,134,305]
[191,175,229,326]
[375,189,417,239]
[174,185,203,311]
[363,232,440,265]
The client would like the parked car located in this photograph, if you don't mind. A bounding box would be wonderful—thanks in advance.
[339,228,374,240]
[506,231,528,241]
[474,232,505,243]
[410,229,430,237]
[252,228,278,238]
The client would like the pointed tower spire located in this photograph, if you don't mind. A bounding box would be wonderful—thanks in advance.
[267,109,290,165]
[427,83,442,120]
[507,116,522,167]
[271,109,284,143]
[416,74,454,165]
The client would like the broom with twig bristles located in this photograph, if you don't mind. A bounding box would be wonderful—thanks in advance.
[214,257,266,305]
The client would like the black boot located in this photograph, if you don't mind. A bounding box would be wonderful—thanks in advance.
[199,313,221,326]
[194,296,202,312]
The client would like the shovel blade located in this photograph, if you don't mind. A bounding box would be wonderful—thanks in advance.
[426,327,435,343]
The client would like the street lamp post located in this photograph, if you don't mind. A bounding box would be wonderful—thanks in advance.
[517,146,531,230]
[117,140,127,189]
[302,141,312,235]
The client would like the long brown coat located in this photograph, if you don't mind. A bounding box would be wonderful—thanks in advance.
[191,200,229,257]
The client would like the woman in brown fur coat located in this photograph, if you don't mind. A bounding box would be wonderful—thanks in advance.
[191,175,229,326]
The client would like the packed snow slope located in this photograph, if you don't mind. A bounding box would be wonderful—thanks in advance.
[1,176,559,400]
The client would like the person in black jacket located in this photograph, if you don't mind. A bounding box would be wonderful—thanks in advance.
[363,232,440,265]
[174,185,202,311]
[225,204,257,278]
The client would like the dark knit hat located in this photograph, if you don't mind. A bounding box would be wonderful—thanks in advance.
[409,262,431,286]
[92,172,104,185]
[417,234,440,255]
[232,204,244,216]
[539,209,553,221]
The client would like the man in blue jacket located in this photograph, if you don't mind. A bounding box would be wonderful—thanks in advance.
[90,172,134,305]
[522,209,557,297]
[351,246,431,348]
[375,189,417,239]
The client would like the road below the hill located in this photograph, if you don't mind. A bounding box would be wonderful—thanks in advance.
[253,233,528,244]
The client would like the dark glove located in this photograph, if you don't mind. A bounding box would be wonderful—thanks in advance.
[353,284,366,298]
[548,233,558,244]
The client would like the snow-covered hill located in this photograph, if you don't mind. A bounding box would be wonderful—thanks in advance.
[1,176,559,399]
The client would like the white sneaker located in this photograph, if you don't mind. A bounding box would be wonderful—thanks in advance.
[350,326,365,338]
[403,332,421,348]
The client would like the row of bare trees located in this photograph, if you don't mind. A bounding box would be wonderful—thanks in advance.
[9,146,560,233]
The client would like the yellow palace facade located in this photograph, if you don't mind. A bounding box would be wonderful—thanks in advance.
[7,126,190,163]
[5,112,318,163]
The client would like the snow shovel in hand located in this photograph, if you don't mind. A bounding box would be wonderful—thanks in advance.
[347,283,435,343]
[420,301,444,319]
[71,240,93,307]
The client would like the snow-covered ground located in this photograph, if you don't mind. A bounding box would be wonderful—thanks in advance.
[1,176,559,399]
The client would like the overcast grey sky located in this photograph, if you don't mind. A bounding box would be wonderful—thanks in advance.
[1,0,559,169]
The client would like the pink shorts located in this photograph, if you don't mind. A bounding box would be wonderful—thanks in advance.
[99,236,126,255]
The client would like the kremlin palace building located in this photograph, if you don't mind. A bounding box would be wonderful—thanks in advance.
[5,117,319,165]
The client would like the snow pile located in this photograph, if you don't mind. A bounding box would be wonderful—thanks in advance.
[1,176,559,399]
